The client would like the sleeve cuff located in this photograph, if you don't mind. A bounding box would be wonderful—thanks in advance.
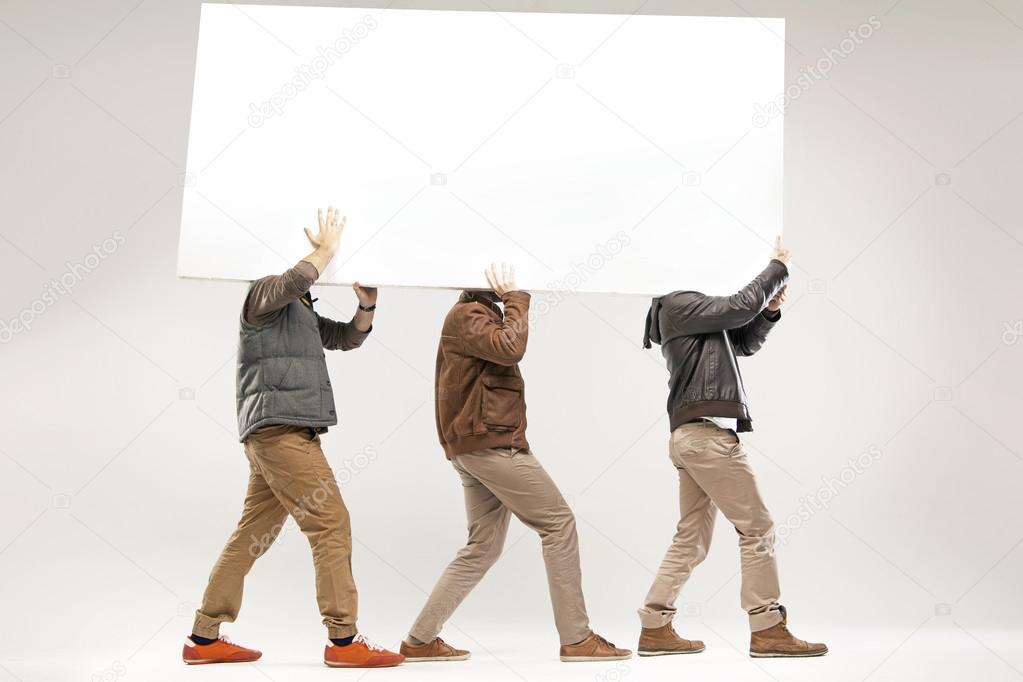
[768,259,789,277]
[296,259,320,281]
[762,308,781,322]
[502,290,530,303]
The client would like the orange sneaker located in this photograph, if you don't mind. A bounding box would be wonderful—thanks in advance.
[323,634,405,668]
[182,635,262,664]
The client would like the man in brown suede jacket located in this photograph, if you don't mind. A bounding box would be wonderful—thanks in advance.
[400,263,631,663]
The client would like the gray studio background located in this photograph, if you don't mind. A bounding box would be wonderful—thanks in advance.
[1,1,1021,681]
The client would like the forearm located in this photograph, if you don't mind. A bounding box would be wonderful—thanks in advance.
[730,308,780,355]
[302,245,337,278]
[352,308,374,333]
[460,292,530,365]
[319,313,371,350]
[669,260,788,334]
[244,260,319,326]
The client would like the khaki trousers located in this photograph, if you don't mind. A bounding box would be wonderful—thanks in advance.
[409,447,592,646]
[192,425,358,640]
[639,421,783,632]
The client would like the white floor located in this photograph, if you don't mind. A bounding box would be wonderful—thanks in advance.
[5,624,1021,682]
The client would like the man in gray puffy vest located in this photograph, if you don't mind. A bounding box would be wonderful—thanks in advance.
[183,207,404,669]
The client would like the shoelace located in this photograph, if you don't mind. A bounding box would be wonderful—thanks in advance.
[593,634,618,650]
[354,634,386,652]
[774,620,808,646]
[218,635,233,645]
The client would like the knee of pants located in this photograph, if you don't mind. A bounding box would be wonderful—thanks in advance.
[690,540,711,565]
[535,506,577,541]
[473,540,504,571]
[736,521,776,553]
[288,478,348,523]
[239,521,287,561]
[457,530,505,569]
[294,499,351,541]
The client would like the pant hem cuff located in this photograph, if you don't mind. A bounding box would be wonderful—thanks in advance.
[637,610,674,630]
[408,628,436,644]
[327,625,358,640]
[560,628,593,646]
[190,626,220,639]
[750,609,783,632]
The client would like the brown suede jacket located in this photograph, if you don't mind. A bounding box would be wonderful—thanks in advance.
[435,290,531,458]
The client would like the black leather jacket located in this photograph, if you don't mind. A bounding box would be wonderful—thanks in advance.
[643,260,789,432]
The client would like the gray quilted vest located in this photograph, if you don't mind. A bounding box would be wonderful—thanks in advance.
[236,294,336,441]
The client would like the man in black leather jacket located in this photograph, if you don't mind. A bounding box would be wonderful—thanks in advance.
[636,238,828,659]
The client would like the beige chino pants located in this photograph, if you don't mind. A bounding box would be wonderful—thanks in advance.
[192,425,358,640]
[409,447,592,646]
[639,421,784,632]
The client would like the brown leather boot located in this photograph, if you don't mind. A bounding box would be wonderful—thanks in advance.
[399,637,470,662]
[637,623,705,656]
[559,633,632,662]
[749,609,827,658]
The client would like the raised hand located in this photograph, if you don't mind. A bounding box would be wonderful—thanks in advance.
[305,206,346,254]
[484,262,518,296]
[771,235,791,266]
[353,281,377,308]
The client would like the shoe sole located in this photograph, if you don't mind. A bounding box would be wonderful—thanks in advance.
[403,654,471,662]
[637,647,706,656]
[560,654,633,662]
[324,661,404,668]
[183,658,260,665]
[749,649,828,658]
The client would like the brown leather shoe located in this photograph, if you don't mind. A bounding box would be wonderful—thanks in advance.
[399,637,470,662]
[638,623,705,656]
[560,633,632,662]
[749,609,827,658]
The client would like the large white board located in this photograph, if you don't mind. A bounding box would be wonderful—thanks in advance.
[179,4,784,296]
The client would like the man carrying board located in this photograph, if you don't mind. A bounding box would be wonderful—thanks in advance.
[638,238,828,658]
[400,263,631,663]
[183,207,404,669]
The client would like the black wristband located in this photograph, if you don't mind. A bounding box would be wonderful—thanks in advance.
[358,303,376,312]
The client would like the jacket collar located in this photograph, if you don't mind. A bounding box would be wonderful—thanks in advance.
[459,290,503,316]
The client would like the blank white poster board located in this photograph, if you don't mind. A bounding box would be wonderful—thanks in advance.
[178,4,784,296]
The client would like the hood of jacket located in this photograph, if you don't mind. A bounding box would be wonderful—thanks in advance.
[643,296,663,348]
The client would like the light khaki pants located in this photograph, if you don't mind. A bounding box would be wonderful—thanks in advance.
[192,425,358,640]
[409,447,592,646]
[639,421,783,632]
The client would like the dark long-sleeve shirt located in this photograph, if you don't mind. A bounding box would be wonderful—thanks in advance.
[242,260,370,351]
